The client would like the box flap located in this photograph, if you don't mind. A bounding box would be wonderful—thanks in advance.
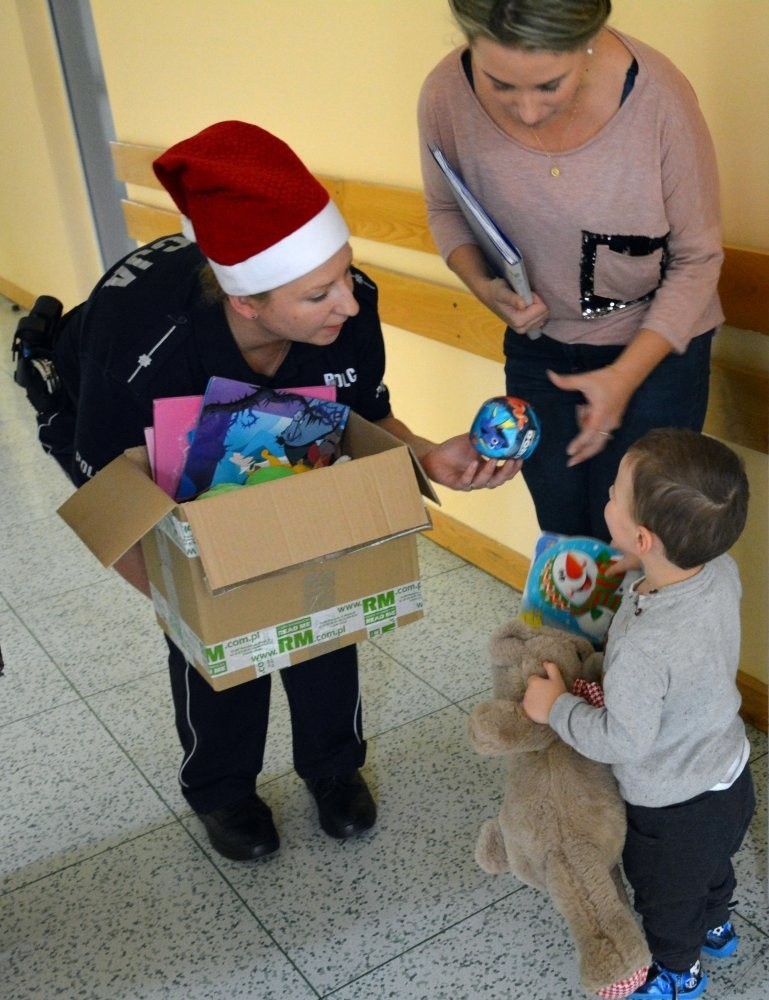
[183,445,430,592]
[405,446,440,504]
[343,413,439,504]
[57,452,176,567]
[343,413,403,458]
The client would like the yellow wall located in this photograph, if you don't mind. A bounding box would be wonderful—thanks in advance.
[0,2,101,304]
[1,0,766,684]
[93,0,769,248]
[609,0,769,250]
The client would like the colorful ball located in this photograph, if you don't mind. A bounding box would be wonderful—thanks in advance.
[469,396,541,460]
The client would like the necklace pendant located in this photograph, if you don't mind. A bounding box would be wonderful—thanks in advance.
[550,165,561,177]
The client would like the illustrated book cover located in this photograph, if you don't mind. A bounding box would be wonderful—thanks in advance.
[175,377,349,501]
[153,395,205,499]
[152,385,337,500]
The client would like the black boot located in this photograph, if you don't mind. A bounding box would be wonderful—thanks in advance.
[305,771,377,839]
[199,794,279,861]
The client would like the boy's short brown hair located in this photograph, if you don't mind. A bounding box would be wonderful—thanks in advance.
[626,428,749,569]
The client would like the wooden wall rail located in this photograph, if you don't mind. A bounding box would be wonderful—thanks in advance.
[112,141,769,332]
[111,141,769,455]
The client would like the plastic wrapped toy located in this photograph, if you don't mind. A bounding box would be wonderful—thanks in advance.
[521,533,636,644]
[469,396,541,461]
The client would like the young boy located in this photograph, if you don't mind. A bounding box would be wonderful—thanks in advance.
[522,428,755,999]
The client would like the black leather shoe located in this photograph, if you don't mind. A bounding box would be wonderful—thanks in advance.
[305,771,377,839]
[199,794,279,861]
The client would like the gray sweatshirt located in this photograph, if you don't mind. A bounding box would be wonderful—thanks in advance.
[549,554,747,807]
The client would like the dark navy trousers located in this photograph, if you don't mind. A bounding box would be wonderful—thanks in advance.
[165,637,366,814]
[623,763,755,970]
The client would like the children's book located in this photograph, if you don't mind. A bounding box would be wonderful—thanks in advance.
[152,385,337,500]
[520,532,637,644]
[175,377,349,501]
[429,144,541,340]
[143,427,156,478]
[153,395,205,499]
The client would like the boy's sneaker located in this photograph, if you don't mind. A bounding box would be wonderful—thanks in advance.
[629,959,708,998]
[702,919,739,958]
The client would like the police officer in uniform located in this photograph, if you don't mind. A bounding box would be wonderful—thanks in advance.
[40,121,520,861]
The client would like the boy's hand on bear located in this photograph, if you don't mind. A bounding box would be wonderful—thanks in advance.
[522,661,567,724]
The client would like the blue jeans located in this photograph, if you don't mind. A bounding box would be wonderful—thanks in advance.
[504,329,714,540]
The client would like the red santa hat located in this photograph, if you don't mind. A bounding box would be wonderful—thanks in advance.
[152,120,350,295]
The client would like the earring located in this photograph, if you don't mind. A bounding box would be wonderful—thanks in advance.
[587,47,593,55]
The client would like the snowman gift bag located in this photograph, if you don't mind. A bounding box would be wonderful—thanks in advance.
[520,533,637,645]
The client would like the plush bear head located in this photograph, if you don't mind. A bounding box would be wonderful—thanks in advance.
[489,618,602,703]
[469,619,605,760]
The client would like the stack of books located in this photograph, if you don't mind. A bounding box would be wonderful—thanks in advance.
[144,377,348,501]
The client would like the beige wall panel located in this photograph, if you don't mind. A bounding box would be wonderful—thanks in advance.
[0,1,100,306]
[609,0,769,250]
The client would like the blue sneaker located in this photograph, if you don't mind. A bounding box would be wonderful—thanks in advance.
[629,959,708,998]
[702,919,739,958]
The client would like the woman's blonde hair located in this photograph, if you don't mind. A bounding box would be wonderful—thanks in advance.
[198,262,269,306]
[449,0,611,51]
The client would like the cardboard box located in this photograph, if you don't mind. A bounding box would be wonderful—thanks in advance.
[58,413,437,690]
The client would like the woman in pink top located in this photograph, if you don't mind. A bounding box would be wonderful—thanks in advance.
[418,0,723,541]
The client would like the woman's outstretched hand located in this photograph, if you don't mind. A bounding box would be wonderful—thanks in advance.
[421,433,522,491]
[547,365,633,466]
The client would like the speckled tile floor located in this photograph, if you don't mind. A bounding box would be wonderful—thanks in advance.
[1,295,767,999]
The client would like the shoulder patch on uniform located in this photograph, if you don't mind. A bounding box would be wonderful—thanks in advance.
[351,266,378,302]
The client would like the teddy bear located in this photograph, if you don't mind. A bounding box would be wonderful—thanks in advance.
[467,618,651,998]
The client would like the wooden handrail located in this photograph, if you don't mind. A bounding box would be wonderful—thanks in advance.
[110,141,769,454]
[110,141,769,337]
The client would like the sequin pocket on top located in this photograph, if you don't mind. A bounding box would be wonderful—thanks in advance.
[580,231,669,319]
